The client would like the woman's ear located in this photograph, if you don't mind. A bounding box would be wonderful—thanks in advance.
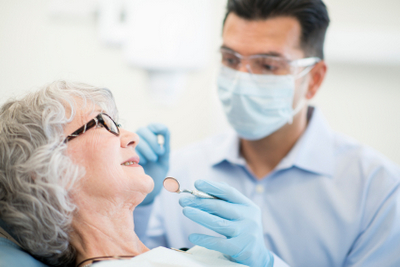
[306,60,327,99]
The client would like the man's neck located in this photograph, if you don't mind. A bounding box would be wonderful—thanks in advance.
[240,107,310,179]
[70,202,149,266]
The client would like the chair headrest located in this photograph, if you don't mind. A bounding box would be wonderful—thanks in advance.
[0,218,21,247]
[0,219,51,266]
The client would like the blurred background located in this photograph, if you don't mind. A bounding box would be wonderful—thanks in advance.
[0,0,399,164]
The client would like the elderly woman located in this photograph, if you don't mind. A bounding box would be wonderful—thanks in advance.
[0,81,245,267]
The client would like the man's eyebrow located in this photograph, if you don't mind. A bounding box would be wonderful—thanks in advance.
[220,45,285,58]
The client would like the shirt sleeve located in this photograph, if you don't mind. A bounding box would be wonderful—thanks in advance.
[343,182,400,267]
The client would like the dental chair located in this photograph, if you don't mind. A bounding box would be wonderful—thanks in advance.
[0,219,49,267]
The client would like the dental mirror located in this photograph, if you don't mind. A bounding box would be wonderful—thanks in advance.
[163,177,217,199]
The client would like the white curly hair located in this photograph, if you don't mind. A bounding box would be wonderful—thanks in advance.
[0,80,118,266]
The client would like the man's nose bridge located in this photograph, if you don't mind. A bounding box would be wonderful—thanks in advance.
[238,57,252,73]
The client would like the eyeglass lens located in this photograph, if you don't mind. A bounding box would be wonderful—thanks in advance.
[221,50,292,75]
[100,114,120,135]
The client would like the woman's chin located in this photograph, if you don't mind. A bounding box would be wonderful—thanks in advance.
[145,174,155,193]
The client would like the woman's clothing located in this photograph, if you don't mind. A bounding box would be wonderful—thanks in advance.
[94,246,247,267]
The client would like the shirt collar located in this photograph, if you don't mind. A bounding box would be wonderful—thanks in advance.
[210,107,335,177]
[276,107,335,177]
[209,129,246,166]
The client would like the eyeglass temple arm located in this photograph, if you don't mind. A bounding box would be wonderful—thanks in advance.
[292,57,321,67]
[64,118,98,143]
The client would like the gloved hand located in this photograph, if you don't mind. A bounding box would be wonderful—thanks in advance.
[179,180,274,267]
[136,123,170,206]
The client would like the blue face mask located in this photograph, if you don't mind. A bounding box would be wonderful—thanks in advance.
[217,66,305,140]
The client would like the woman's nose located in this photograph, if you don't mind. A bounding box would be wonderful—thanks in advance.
[119,128,139,148]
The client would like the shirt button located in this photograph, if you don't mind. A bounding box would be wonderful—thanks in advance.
[256,185,264,194]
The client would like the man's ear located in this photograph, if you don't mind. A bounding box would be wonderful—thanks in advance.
[306,60,327,99]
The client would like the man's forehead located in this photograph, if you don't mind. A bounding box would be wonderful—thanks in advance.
[222,13,303,59]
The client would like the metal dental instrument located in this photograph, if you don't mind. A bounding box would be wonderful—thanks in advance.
[157,134,165,150]
[163,177,217,199]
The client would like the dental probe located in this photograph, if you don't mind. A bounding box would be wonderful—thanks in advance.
[163,177,217,199]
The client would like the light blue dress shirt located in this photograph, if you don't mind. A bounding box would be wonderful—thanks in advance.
[135,107,400,267]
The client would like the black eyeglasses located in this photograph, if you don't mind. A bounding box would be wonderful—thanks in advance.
[64,113,120,143]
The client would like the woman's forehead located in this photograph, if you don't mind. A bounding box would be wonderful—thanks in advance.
[64,103,103,135]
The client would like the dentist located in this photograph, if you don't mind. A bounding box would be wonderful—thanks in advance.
[134,0,400,266]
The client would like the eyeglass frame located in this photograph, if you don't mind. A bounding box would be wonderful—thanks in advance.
[63,113,121,143]
[219,47,321,75]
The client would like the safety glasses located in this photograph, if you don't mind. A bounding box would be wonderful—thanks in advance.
[220,47,320,76]
[64,113,120,143]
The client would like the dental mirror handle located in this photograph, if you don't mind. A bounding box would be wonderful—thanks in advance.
[163,177,218,199]
[192,189,217,199]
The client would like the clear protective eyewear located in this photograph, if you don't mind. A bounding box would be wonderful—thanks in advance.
[220,47,320,76]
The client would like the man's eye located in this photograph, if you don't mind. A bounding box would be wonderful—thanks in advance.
[261,64,277,71]
[223,57,239,66]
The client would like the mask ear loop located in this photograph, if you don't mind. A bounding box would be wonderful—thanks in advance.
[286,97,307,125]
[295,65,314,79]
[287,64,315,124]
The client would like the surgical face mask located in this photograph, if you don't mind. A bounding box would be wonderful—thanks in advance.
[217,65,307,140]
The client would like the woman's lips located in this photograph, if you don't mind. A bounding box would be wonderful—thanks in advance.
[121,156,141,167]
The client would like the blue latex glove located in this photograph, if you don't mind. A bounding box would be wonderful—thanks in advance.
[179,180,274,267]
[136,123,170,206]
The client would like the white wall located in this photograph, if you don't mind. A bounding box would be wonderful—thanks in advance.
[0,0,399,164]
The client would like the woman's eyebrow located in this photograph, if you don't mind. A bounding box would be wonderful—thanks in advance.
[87,109,103,117]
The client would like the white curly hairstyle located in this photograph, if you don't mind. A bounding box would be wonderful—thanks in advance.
[0,80,118,266]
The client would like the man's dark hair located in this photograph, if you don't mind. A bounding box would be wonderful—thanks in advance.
[223,0,330,59]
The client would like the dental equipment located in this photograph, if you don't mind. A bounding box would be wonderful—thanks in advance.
[163,177,217,199]
[157,134,164,150]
